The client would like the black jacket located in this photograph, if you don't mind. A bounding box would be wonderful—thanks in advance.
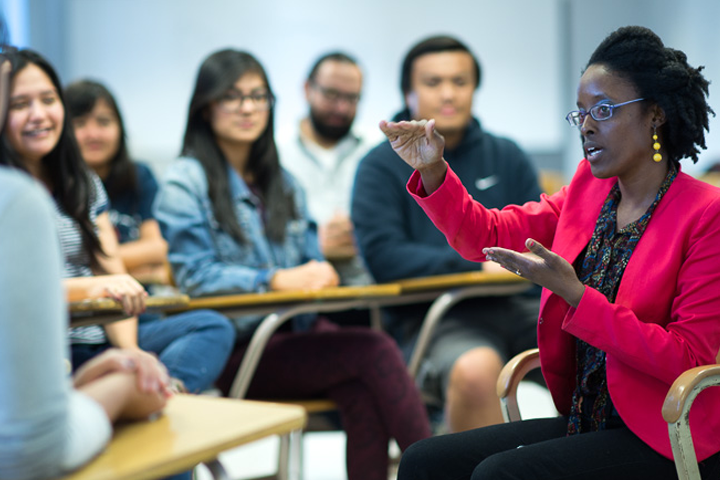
[352,115,542,285]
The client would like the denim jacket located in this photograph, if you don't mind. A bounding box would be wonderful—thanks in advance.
[154,157,322,333]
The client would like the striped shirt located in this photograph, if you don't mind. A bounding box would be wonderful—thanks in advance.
[54,173,109,344]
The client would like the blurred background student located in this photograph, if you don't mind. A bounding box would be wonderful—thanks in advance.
[66,79,171,287]
[154,48,431,480]
[63,78,236,393]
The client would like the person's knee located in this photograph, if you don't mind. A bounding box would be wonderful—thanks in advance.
[354,328,402,356]
[471,451,523,480]
[195,310,235,345]
[448,347,504,403]
[397,437,437,480]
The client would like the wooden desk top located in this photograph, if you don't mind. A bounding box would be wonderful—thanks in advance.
[395,270,529,293]
[61,395,306,480]
[69,295,190,313]
[69,295,191,327]
[186,283,401,310]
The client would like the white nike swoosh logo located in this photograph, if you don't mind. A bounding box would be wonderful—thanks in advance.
[475,175,499,190]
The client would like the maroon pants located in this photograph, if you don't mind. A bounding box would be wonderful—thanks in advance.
[217,318,431,480]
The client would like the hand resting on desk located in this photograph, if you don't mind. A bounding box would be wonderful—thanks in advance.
[65,274,148,316]
[269,259,340,291]
[74,348,172,422]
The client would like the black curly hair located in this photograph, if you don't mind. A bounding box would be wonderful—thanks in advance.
[587,25,713,165]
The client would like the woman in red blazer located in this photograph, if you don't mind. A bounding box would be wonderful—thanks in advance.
[382,26,720,480]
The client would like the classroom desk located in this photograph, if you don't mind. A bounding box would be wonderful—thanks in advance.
[69,294,190,327]
[185,284,401,318]
[177,272,530,398]
[68,272,530,393]
[60,394,306,480]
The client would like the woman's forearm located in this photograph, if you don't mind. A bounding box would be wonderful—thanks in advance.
[117,238,168,271]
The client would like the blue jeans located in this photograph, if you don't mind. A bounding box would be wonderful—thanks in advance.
[138,310,235,393]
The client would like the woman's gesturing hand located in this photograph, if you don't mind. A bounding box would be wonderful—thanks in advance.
[379,119,449,195]
[483,238,586,308]
[379,119,445,170]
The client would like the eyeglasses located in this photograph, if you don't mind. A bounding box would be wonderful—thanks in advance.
[310,82,361,105]
[565,97,644,127]
[217,90,274,112]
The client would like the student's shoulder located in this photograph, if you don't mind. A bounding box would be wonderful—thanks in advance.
[478,128,529,158]
[359,139,397,166]
[0,167,36,198]
[0,167,54,219]
[357,139,415,184]
[161,157,207,186]
[133,161,157,180]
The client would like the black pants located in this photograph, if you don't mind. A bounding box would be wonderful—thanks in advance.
[398,416,720,480]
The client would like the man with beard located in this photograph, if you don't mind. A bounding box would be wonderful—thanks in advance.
[279,52,377,286]
[352,35,543,433]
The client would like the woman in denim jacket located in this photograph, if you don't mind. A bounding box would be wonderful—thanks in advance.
[154,49,430,480]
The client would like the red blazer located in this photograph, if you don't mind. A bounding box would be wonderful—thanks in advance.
[409,159,720,461]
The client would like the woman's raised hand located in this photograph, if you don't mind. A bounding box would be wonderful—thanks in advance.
[379,119,445,171]
[379,119,449,195]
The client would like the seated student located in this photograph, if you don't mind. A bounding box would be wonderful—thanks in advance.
[65,79,171,286]
[277,51,376,287]
[153,48,431,480]
[0,111,170,480]
[352,35,542,433]
[381,26,720,480]
[0,48,235,395]
[63,79,236,393]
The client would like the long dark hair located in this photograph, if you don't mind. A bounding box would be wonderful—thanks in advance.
[0,49,104,267]
[181,49,296,243]
[64,79,137,208]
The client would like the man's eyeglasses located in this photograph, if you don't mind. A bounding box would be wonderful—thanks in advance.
[565,97,644,127]
[310,82,360,105]
[217,90,274,112]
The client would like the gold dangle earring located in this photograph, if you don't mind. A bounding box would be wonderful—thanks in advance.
[652,126,662,163]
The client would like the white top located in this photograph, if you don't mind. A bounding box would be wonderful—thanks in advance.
[277,123,380,224]
[277,122,380,286]
[0,167,111,480]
